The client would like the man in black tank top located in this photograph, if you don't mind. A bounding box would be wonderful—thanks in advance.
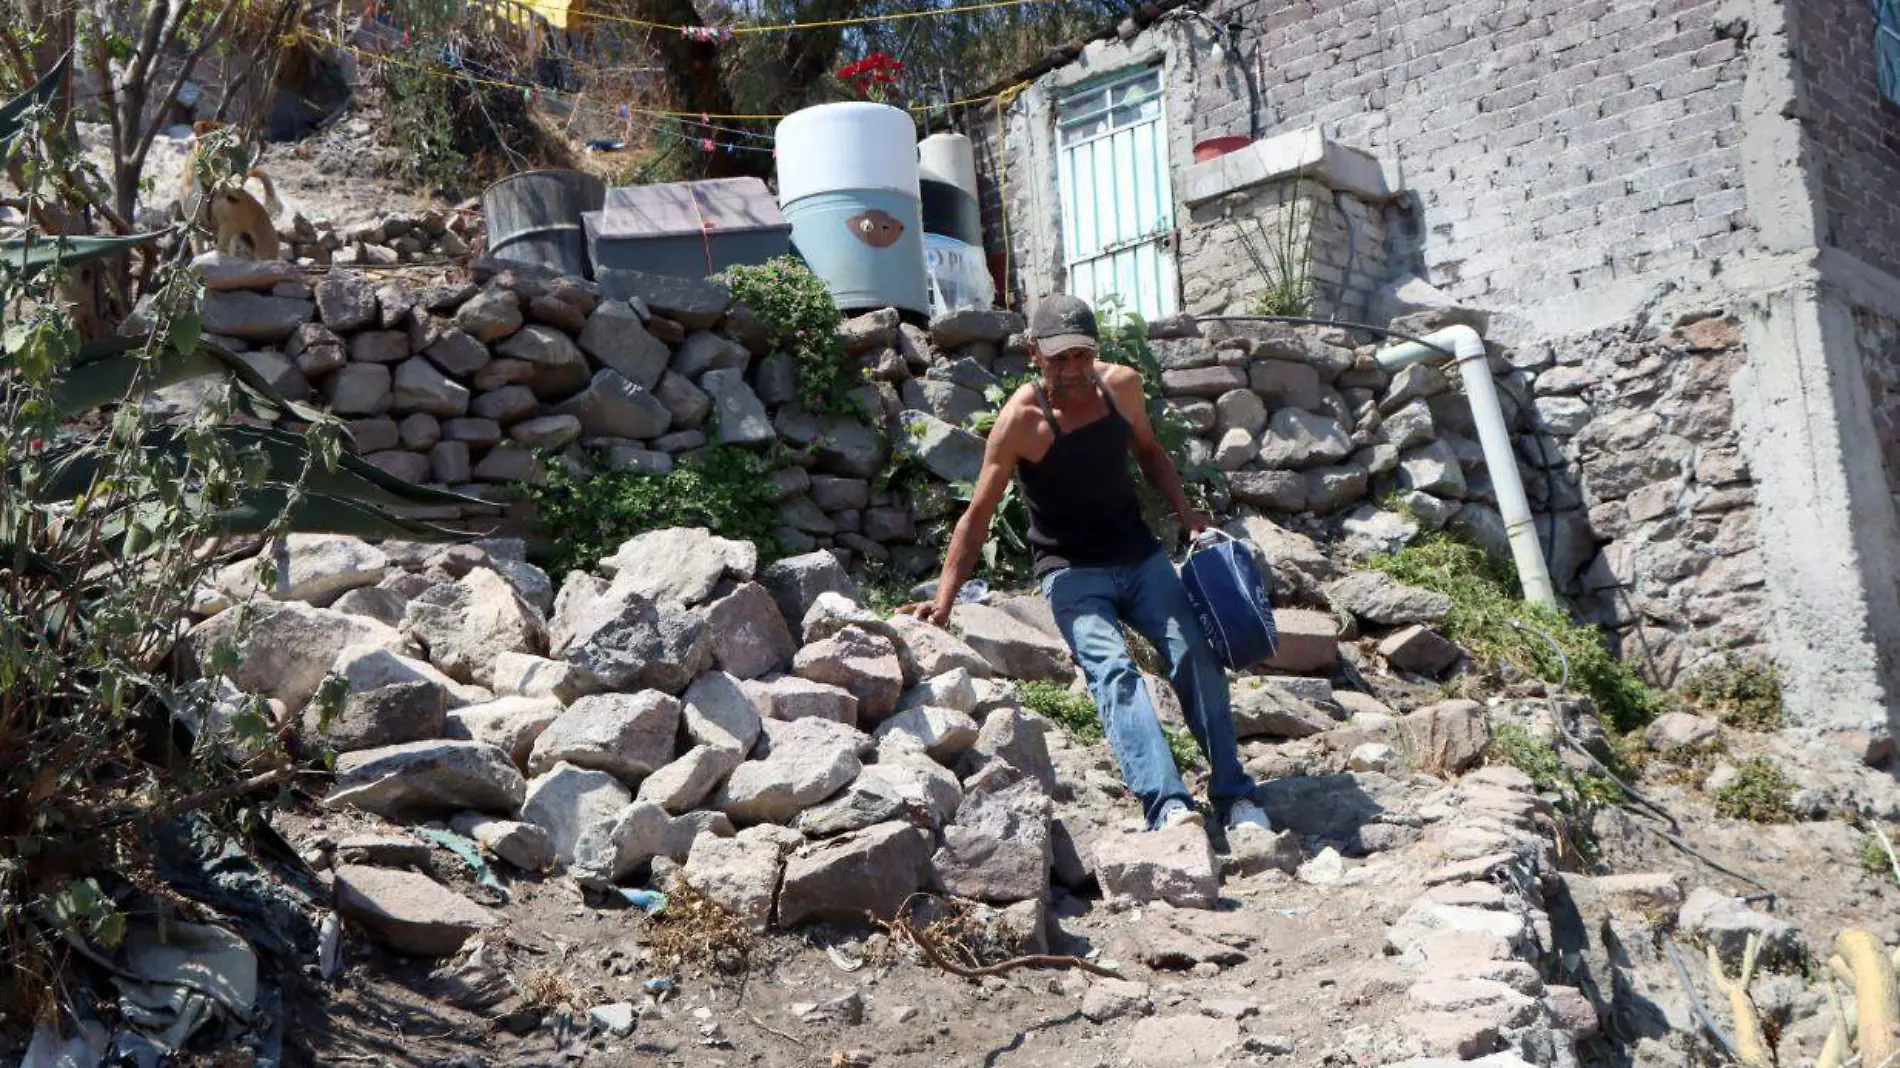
[900,295,1271,836]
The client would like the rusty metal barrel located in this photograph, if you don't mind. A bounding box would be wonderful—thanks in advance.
[481,168,607,278]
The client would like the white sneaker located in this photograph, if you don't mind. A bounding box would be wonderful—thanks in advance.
[1155,798,1205,831]
[1225,798,1274,833]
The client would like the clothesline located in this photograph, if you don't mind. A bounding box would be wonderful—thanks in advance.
[462,0,1061,37]
[314,25,1030,123]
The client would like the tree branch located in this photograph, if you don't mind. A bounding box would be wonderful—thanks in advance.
[132,0,247,178]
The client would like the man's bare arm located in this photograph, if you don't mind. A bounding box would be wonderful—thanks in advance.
[1105,365,1207,535]
[899,403,1023,624]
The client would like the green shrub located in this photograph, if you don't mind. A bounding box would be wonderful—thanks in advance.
[1369,533,1663,732]
[526,446,781,581]
[1017,681,1102,745]
[1714,757,1795,823]
[714,257,850,413]
[1163,725,1203,773]
[1678,655,1783,732]
[1861,836,1896,883]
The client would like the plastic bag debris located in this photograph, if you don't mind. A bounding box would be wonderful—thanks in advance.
[111,920,258,1052]
[412,827,508,903]
[617,888,666,914]
[21,1014,110,1068]
[317,912,342,979]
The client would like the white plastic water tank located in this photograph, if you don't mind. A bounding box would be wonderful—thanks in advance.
[918,133,978,201]
[775,102,921,204]
[775,101,928,315]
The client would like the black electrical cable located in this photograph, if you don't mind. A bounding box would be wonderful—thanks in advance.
[1191,313,1461,362]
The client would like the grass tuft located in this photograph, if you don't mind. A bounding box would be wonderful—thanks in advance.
[1713,757,1795,823]
[1367,533,1663,731]
[1678,655,1783,732]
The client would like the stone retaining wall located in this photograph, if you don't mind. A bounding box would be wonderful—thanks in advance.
[194,251,1762,686]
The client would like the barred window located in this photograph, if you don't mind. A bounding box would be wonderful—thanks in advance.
[1878,0,1900,104]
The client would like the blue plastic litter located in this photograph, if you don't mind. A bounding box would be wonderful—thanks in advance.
[1177,529,1279,671]
[618,888,667,915]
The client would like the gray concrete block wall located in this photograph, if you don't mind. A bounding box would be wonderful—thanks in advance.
[1177,179,1389,323]
[1199,0,1755,311]
[1792,0,1900,272]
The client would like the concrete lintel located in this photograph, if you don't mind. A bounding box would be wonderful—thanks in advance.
[1814,245,1900,320]
[1179,125,1393,207]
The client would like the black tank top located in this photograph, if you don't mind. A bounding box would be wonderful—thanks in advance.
[1017,375,1161,578]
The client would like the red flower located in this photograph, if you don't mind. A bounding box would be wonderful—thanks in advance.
[835,51,904,99]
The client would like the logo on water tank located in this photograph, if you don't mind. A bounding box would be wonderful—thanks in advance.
[846,209,906,248]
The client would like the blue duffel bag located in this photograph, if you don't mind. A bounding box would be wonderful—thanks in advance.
[1178,529,1279,671]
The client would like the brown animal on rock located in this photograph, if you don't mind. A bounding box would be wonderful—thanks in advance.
[178,120,283,261]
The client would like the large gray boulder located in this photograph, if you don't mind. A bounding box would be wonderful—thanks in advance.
[598,527,757,608]
[213,535,387,608]
[549,369,672,440]
[776,821,933,927]
[1257,408,1353,469]
[334,865,493,957]
[759,551,859,628]
[403,568,547,687]
[699,582,798,680]
[681,671,764,754]
[951,604,1072,681]
[929,780,1053,903]
[444,696,563,769]
[898,411,985,484]
[571,802,734,888]
[1093,823,1219,909]
[702,368,775,445]
[550,590,711,694]
[710,717,863,825]
[527,692,681,784]
[323,740,527,820]
[181,602,408,712]
[521,763,631,861]
[682,830,785,932]
[793,625,905,723]
[580,300,669,388]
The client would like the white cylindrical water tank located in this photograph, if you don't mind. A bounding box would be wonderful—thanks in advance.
[775,102,921,204]
[775,102,928,316]
[918,133,978,200]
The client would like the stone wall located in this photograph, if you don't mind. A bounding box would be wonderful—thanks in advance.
[1560,315,1769,684]
[1792,0,1900,270]
[1854,302,1900,604]
[192,252,1030,575]
[1176,138,1396,323]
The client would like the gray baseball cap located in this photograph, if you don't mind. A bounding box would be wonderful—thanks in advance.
[1030,294,1099,353]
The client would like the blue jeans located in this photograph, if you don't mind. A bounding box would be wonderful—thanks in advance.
[1040,548,1257,829]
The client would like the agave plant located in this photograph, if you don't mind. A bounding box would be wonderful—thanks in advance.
[0,53,479,1023]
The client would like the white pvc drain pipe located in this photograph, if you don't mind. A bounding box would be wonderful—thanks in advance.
[1374,324,1558,607]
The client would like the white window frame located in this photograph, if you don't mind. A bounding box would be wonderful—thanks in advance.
[1055,64,1179,325]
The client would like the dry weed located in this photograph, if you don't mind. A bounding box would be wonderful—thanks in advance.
[517,965,585,1013]
[643,878,754,975]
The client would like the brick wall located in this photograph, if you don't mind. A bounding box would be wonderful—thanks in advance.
[968,0,1760,318]
[1794,0,1900,272]
[1221,0,1757,307]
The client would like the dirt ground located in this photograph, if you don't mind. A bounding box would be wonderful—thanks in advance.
[273,743,1468,1068]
